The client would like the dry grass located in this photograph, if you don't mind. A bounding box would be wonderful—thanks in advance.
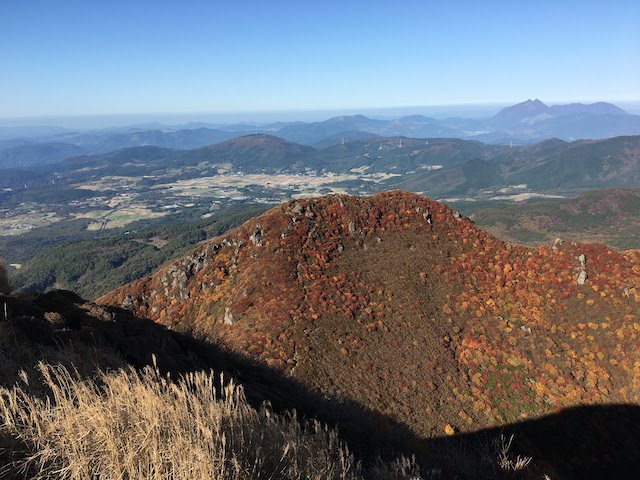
[0,361,423,480]
[496,435,532,473]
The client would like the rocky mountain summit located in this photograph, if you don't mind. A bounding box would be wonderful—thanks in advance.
[103,191,640,456]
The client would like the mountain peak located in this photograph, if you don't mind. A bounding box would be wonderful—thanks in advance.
[492,99,551,127]
[101,190,640,443]
[183,134,316,172]
[323,114,384,127]
[329,114,370,122]
[226,133,288,144]
[500,98,549,114]
[194,133,291,151]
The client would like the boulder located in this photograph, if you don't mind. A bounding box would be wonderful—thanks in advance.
[577,270,588,285]
[250,223,264,246]
[224,306,234,325]
[290,202,304,215]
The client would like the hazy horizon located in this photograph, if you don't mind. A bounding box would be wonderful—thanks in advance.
[0,102,518,129]
[2,99,640,130]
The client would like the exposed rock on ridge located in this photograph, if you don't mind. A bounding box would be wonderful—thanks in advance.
[101,191,640,440]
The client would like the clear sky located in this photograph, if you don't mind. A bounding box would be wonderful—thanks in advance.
[1,0,639,121]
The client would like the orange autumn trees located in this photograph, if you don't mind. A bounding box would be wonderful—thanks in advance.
[101,191,640,439]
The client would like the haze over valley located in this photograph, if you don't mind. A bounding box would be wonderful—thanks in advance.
[0,107,638,256]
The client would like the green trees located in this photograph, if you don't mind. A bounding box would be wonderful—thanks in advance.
[12,204,268,299]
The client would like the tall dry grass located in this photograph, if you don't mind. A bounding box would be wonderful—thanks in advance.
[0,362,424,480]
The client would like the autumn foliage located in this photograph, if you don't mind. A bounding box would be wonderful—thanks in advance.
[102,191,640,439]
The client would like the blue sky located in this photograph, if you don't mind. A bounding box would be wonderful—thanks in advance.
[1,0,639,120]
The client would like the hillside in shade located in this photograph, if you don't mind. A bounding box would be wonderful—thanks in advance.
[0,289,425,479]
[102,192,640,461]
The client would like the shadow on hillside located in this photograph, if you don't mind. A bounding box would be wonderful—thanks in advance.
[434,404,640,479]
[2,290,640,479]
[0,291,422,461]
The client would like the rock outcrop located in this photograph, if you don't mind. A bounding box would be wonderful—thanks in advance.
[101,191,640,442]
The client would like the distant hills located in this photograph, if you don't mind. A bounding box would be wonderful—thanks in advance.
[492,98,551,127]
[270,101,640,145]
[386,135,640,195]
[2,133,640,200]
[472,187,640,249]
[493,99,628,128]
[52,127,239,153]
[0,142,85,169]
[2,100,640,171]
[489,99,640,142]
[181,134,318,172]
[276,115,388,145]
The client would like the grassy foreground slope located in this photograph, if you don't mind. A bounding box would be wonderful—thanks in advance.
[1,365,404,480]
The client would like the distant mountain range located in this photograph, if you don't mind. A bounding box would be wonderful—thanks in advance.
[227,100,640,145]
[2,133,640,199]
[492,99,628,128]
[1,100,640,170]
[488,99,640,141]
